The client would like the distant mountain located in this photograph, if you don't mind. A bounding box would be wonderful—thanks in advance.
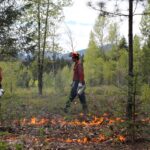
[61,44,112,60]
[18,51,33,62]
[60,49,86,60]
[17,44,112,62]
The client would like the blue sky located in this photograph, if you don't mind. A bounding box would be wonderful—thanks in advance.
[60,0,144,52]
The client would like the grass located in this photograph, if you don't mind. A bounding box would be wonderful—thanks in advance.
[0,85,149,150]
[0,85,149,121]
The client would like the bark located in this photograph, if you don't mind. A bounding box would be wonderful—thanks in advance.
[126,0,133,120]
[37,1,42,95]
[37,0,50,95]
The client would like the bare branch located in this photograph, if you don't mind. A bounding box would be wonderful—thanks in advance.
[134,12,150,15]
[88,5,129,17]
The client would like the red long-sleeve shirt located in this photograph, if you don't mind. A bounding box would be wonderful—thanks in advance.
[73,60,85,83]
[0,68,2,82]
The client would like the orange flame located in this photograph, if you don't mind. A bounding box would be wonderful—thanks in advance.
[31,117,36,124]
[92,134,106,142]
[108,119,115,125]
[118,135,126,142]
[65,138,73,143]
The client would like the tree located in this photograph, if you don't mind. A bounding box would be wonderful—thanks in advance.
[64,24,77,52]
[140,0,150,43]
[88,0,149,120]
[22,0,71,95]
[107,22,120,61]
[133,35,141,74]
[141,39,150,84]
[118,36,128,51]
[93,15,109,58]
[108,22,120,47]
[84,31,103,86]
[0,0,27,58]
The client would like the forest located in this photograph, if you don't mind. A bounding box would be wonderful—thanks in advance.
[0,0,150,149]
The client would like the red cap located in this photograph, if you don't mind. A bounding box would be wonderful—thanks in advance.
[69,52,80,58]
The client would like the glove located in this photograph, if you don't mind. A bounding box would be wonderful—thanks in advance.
[0,88,4,97]
[77,83,85,95]
[78,83,83,88]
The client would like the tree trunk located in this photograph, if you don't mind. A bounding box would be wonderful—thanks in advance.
[37,0,50,95]
[37,1,42,95]
[126,0,133,119]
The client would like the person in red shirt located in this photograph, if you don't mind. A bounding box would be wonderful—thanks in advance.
[0,67,2,89]
[64,52,88,114]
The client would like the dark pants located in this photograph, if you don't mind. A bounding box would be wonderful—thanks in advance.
[64,81,88,113]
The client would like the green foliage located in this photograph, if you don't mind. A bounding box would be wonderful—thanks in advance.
[55,66,71,91]
[93,16,109,46]
[43,72,54,88]
[103,60,115,84]
[107,22,120,46]
[115,50,128,86]
[0,0,23,58]
[140,1,150,42]
[118,36,128,51]
[0,132,10,136]
[17,67,32,88]
[15,144,23,150]
[84,31,103,85]
[133,35,141,74]
[0,142,8,150]
[141,39,150,84]
[141,84,150,103]
[0,61,19,93]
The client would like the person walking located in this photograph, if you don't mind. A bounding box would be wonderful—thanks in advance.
[64,52,88,114]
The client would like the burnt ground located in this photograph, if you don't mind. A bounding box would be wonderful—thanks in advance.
[0,113,150,150]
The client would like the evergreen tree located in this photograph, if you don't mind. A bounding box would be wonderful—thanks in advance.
[0,0,25,58]
[141,38,150,84]
[84,31,104,86]
[133,35,141,74]
[140,0,150,84]
[118,36,128,51]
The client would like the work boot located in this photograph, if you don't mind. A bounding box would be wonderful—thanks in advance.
[82,104,89,114]
[64,100,71,113]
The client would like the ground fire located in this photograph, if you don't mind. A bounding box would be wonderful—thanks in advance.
[1,113,149,146]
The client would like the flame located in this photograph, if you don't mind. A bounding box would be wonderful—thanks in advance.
[19,115,126,127]
[65,138,73,143]
[31,117,36,124]
[116,117,125,123]
[9,115,140,145]
[38,118,49,125]
[92,134,106,142]
[108,119,115,125]
[76,137,89,143]
[68,116,104,127]
[118,135,126,142]
[20,117,49,126]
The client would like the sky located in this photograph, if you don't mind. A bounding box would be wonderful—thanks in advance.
[60,0,145,52]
